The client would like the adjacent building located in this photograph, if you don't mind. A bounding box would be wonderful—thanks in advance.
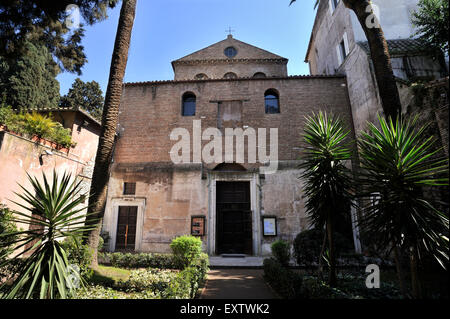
[305,0,448,133]
[0,107,101,233]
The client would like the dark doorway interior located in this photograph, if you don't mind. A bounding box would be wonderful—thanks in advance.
[216,181,252,255]
[115,206,137,251]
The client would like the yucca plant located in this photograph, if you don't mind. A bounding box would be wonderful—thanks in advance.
[299,111,355,287]
[0,171,96,299]
[357,114,449,298]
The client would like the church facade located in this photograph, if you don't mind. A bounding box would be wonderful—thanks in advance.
[101,35,357,256]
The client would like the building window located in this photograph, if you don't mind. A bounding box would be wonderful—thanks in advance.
[223,72,237,79]
[264,89,280,114]
[253,72,266,78]
[182,92,196,116]
[329,0,339,14]
[224,46,237,58]
[123,182,136,195]
[336,32,349,66]
[339,40,347,60]
[195,73,208,80]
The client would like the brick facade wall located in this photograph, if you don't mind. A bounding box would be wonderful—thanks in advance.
[116,76,353,168]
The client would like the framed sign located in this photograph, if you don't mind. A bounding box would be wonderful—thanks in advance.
[262,216,277,236]
[191,216,206,236]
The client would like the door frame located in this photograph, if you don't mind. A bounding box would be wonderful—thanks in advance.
[105,198,146,252]
[207,171,261,256]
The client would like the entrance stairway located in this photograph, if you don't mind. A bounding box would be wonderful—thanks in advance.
[209,255,264,268]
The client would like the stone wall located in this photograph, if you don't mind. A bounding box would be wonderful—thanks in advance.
[103,163,208,253]
[0,132,92,231]
[173,60,288,81]
[172,35,288,80]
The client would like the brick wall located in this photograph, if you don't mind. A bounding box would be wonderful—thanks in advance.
[116,76,353,168]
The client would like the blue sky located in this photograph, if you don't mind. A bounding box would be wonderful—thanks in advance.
[57,0,317,96]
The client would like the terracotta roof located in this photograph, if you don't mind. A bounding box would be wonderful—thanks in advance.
[29,107,102,127]
[357,38,437,56]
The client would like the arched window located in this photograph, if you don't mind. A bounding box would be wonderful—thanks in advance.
[195,73,208,80]
[253,72,266,78]
[182,92,196,116]
[223,72,237,79]
[264,89,280,114]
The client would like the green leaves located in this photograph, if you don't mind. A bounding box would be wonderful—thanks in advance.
[299,111,354,229]
[411,0,449,54]
[357,114,449,269]
[0,41,60,110]
[0,1,119,75]
[59,78,104,121]
[0,171,98,299]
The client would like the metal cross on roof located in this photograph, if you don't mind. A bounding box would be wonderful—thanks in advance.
[225,27,235,36]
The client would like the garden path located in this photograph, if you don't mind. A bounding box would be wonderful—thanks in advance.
[199,269,278,299]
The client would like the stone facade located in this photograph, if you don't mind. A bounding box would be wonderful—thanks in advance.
[172,35,288,80]
[103,36,358,256]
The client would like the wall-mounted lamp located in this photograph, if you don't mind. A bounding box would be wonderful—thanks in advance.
[39,149,53,165]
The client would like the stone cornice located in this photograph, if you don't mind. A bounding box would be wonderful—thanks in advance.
[171,58,288,67]
[123,74,346,87]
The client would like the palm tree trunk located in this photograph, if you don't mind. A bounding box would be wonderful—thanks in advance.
[410,246,422,298]
[318,229,327,279]
[393,244,408,298]
[83,0,137,267]
[327,215,337,287]
[343,0,402,121]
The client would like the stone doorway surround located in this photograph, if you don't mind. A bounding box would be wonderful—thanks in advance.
[103,197,146,252]
[207,170,261,256]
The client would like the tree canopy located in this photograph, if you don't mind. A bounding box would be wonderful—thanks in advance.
[60,78,105,121]
[412,0,449,54]
[0,0,119,75]
[0,41,60,110]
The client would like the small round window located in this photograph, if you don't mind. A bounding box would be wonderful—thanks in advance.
[224,46,237,58]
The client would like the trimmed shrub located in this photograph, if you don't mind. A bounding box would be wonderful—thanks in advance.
[101,252,177,269]
[116,268,178,295]
[166,252,209,299]
[263,257,303,299]
[72,284,161,299]
[271,240,291,267]
[170,235,203,269]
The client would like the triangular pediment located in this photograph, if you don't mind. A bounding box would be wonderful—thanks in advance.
[173,35,287,63]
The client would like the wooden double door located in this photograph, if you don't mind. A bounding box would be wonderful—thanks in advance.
[115,206,138,251]
[216,181,252,255]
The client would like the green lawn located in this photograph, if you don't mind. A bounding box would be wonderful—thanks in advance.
[90,265,132,286]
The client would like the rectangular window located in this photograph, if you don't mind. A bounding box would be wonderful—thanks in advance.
[123,182,136,195]
[336,32,349,66]
[340,40,347,60]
